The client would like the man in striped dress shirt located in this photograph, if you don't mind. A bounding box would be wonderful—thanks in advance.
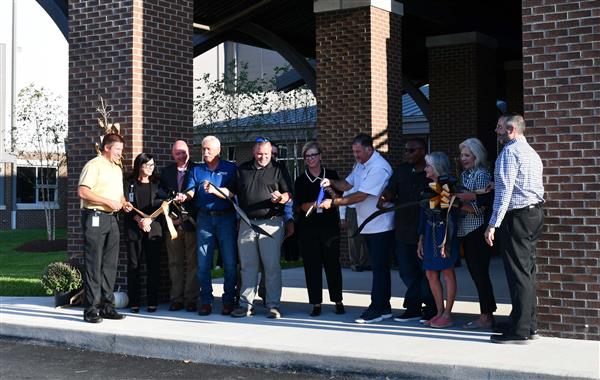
[485,113,545,344]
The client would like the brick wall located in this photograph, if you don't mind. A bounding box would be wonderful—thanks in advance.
[427,34,497,168]
[316,6,402,176]
[522,0,599,340]
[68,0,193,298]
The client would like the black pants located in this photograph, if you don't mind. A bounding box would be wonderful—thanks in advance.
[462,224,497,315]
[299,225,343,305]
[498,205,543,337]
[127,236,162,307]
[81,210,120,312]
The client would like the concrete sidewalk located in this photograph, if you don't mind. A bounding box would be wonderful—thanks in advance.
[1,261,599,379]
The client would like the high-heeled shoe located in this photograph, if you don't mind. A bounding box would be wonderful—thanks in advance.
[335,303,345,315]
[310,305,321,317]
[130,307,140,314]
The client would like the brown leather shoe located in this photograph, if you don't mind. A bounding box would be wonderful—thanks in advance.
[169,302,184,311]
[198,304,212,316]
[186,302,197,312]
[221,304,234,316]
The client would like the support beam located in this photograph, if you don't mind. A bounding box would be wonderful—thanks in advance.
[236,22,316,94]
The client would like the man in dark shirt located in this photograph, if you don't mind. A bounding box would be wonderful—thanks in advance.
[160,140,199,312]
[381,138,436,322]
[209,138,292,319]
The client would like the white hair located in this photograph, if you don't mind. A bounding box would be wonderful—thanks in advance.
[202,135,221,149]
[425,152,450,177]
[459,137,488,169]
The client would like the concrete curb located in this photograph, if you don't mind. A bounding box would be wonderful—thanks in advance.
[1,321,595,380]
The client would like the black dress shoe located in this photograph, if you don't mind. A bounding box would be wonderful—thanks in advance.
[84,309,103,323]
[169,302,184,311]
[100,307,126,320]
[335,303,345,315]
[494,322,539,339]
[310,306,321,317]
[490,333,529,345]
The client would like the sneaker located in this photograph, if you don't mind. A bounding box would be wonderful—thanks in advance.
[84,308,103,323]
[100,307,125,320]
[231,306,255,318]
[355,309,383,324]
[381,307,393,320]
[267,307,281,319]
[393,309,422,322]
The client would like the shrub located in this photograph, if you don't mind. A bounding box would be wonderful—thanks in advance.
[40,262,83,295]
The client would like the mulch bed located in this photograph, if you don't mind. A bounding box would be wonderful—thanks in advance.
[15,239,68,252]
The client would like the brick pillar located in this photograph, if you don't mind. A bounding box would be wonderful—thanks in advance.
[522,1,599,340]
[427,32,497,168]
[315,1,402,267]
[315,0,403,175]
[68,0,193,294]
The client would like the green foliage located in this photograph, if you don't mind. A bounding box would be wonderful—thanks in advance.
[0,229,68,296]
[40,262,82,295]
[194,60,315,130]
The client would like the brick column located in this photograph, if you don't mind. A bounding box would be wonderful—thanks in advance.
[68,0,193,292]
[522,1,599,340]
[315,0,403,176]
[426,32,497,166]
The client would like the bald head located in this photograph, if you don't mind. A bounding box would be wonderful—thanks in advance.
[172,140,189,167]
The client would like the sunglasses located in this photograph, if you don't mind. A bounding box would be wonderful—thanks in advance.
[255,137,270,143]
[405,148,421,153]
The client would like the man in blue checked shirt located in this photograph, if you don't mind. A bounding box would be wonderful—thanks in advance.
[177,135,238,317]
[485,113,544,345]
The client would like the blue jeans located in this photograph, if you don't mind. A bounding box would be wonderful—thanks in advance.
[395,240,435,313]
[363,230,394,314]
[196,213,237,305]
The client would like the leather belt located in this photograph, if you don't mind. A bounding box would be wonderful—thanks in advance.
[199,209,234,217]
[82,209,116,215]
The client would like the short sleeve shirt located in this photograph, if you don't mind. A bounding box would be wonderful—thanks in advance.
[184,159,237,212]
[347,151,394,234]
[236,160,291,219]
[78,155,124,211]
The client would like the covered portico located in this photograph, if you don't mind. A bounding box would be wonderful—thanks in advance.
[39,0,599,340]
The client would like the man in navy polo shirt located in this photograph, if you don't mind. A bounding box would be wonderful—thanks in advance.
[178,135,237,316]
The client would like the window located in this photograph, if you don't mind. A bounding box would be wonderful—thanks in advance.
[16,166,58,206]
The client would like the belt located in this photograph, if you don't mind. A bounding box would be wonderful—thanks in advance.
[249,215,281,221]
[509,203,543,213]
[82,209,116,215]
[199,209,234,217]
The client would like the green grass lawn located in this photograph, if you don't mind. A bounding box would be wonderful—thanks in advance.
[0,229,68,296]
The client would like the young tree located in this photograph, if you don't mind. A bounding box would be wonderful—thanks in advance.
[13,84,67,241]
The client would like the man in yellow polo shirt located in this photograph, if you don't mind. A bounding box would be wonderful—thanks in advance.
[78,133,132,323]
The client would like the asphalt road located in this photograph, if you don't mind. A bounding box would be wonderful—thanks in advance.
[0,338,366,380]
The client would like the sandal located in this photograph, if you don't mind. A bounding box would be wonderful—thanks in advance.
[430,315,453,328]
[422,315,441,326]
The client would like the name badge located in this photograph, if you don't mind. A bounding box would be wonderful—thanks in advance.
[92,215,100,227]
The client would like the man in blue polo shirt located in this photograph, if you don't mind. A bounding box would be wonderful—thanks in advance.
[178,135,237,316]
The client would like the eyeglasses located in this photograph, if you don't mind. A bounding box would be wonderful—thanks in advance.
[255,137,270,143]
[304,152,320,159]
